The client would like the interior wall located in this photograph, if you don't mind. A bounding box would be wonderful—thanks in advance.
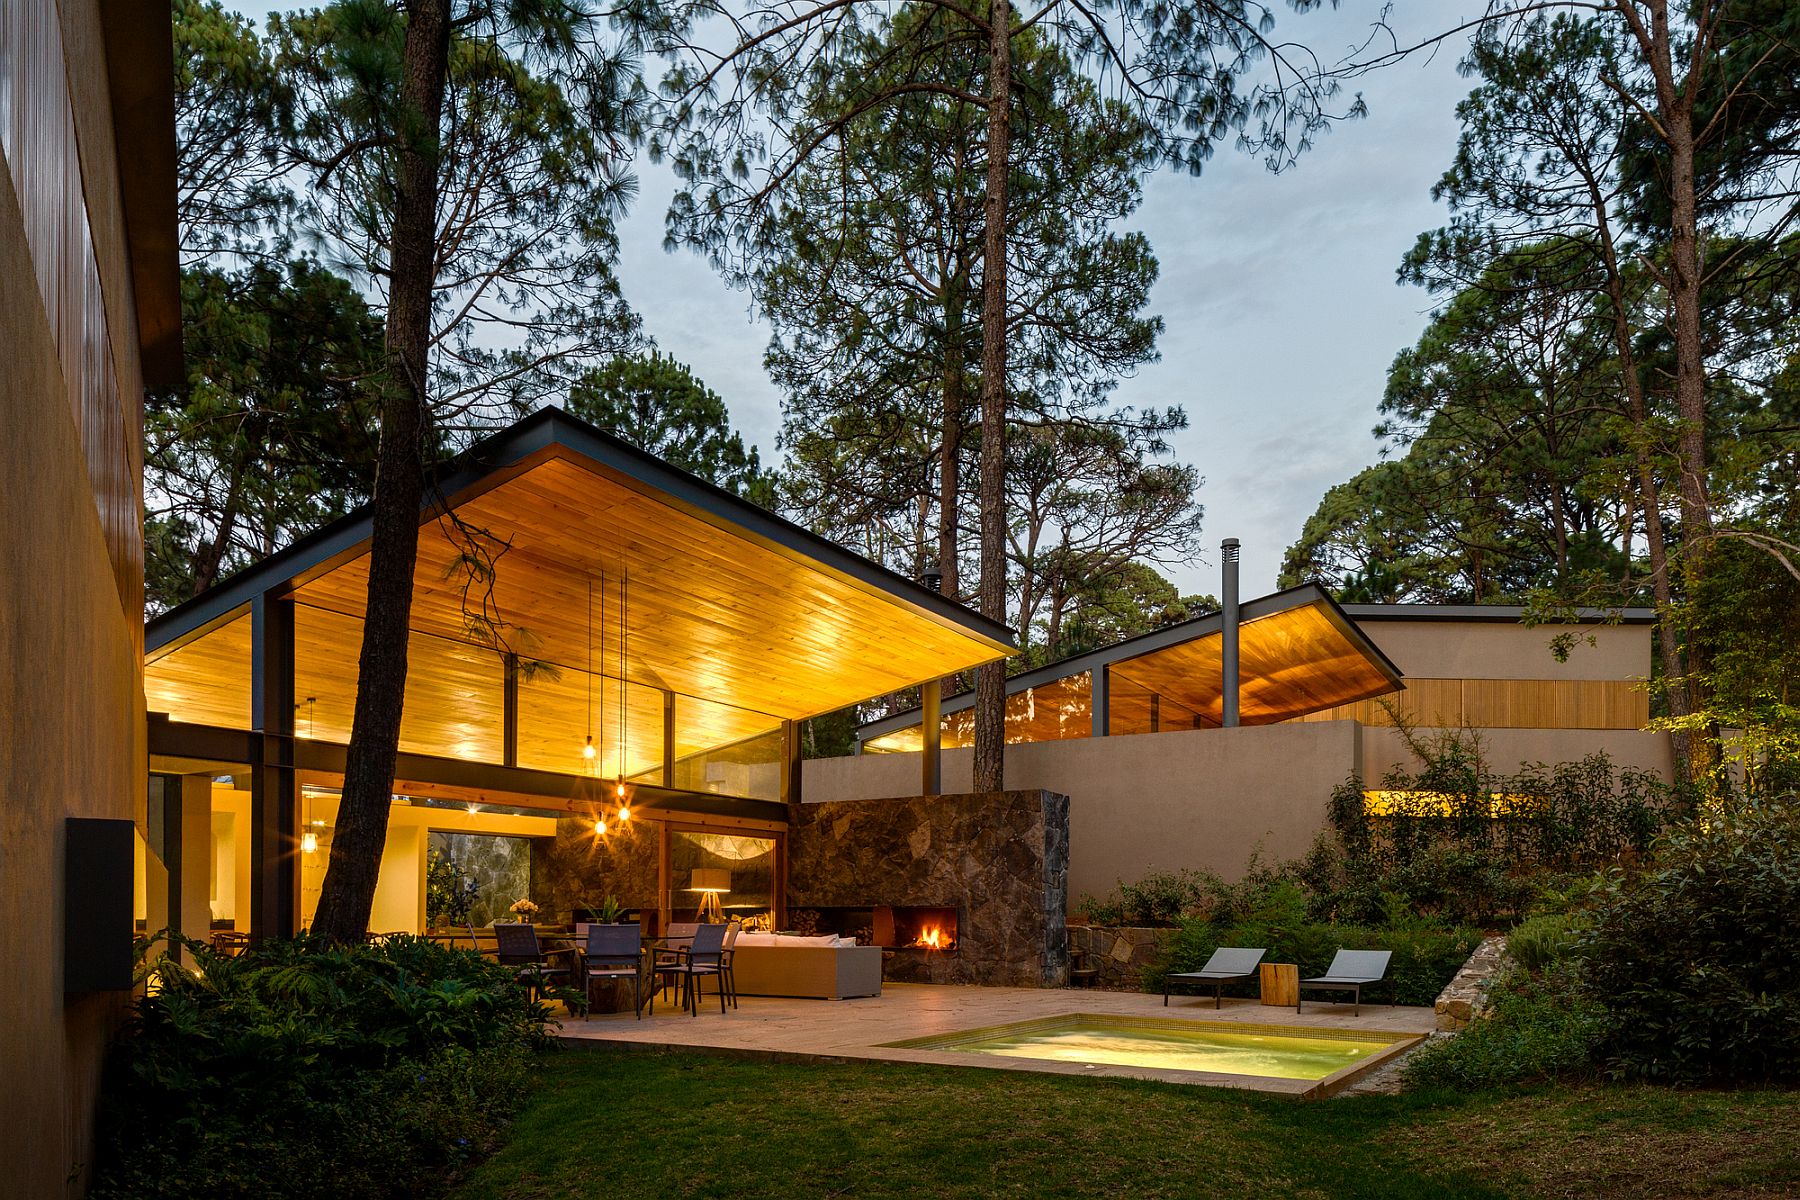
[369,825,424,934]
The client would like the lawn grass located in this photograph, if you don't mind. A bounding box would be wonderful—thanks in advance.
[450,1049,1800,1200]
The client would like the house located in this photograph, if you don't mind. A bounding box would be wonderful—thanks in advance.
[825,549,1669,900]
[142,408,1014,940]
[0,0,181,1192]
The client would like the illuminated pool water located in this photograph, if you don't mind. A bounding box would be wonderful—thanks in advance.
[884,1015,1406,1081]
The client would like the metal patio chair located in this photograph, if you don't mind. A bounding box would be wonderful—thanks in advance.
[581,923,650,1019]
[662,921,729,1016]
[1163,946,1267,1008]
[1297,949,1392,1016]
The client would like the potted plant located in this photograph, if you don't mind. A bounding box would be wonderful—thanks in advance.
[597,894,628,924]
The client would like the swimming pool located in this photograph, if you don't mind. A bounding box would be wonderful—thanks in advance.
[884,1015,1415,1087]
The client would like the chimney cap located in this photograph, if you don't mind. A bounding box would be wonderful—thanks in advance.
[1221,537,1240,561]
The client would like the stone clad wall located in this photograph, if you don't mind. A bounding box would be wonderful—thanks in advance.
[789,790,1070,987]
[531,818,660,921]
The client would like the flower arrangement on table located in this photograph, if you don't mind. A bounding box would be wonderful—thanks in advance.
[507,898,541,924]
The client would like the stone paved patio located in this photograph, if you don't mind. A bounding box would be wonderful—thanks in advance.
[555,983,1436,1095]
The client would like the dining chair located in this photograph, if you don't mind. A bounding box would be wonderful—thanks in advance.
[493,922,571,1000]
[664,922,729,1016]
[581,923,650,1019]
[653,922,700,1003]
[719,920,742,1010]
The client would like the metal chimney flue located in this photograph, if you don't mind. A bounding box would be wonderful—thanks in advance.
[1221,538,1240,728]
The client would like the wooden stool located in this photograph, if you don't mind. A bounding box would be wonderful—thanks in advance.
[1259,962,1299,1008]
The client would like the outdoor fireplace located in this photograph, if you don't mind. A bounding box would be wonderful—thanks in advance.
[881,905,958,952]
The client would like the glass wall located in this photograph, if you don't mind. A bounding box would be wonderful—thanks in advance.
[670,829,777,926]
[294,603,505,762]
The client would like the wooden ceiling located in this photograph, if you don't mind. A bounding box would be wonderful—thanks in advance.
[146,449,1005,776]
[1107,602,1401,731]
[292,455,1006,722]
[144,611,252,728]
[863,600,1401,748]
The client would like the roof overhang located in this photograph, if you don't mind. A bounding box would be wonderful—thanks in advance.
[858,585,1403,747]
[100,0,181,390]
[147,410,1014,770]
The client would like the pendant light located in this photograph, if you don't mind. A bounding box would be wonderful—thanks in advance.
[615,563,632,823]
[582,576,597,761]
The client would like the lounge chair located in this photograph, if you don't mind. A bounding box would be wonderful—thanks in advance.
[1296,949,1391,1015]
[1163,946,1267,1008]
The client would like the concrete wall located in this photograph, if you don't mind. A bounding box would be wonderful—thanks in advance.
[806,722,1362,902]
[1357,619,1650,682]
[1,0,155,1190]
[810,717,1675,907]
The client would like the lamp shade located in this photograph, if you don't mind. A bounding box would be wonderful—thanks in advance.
[687,868,731,893]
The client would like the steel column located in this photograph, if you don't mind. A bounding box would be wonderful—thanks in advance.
[249,592,297,939]
[920,679,942,794]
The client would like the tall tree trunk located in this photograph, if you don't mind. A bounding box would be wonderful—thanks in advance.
[939,322,963,598]
[1618,0,1715,784]
[972,0,1012,794]
[311,0,450,943]
[1594,192,1698,780]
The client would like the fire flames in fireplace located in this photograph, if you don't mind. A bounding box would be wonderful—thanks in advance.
[887,905,958,952]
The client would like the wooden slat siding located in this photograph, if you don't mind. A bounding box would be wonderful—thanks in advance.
[295,457,1001,720]
[143,613,254,727]
[1290,678,1649,730]
[0,0,141,612]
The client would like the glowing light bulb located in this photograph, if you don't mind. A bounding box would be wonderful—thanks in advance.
[301,831,318,854]
[617,804,631,823]
[582,736,597,760]
[592,818,607,836]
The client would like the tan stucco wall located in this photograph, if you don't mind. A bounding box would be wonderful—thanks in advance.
[0,0,148,1191]
[1358,725,1675,782]
[1357,619,1651,682]
[806,722,1363,902]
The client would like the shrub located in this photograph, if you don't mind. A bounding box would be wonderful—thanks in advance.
[1580,801,1800,1083]
[1149,881,1480,1007]
[1077,869,1220,926]
[92,934,555,1199]
[1404,964,1602,1090]
[1505,913,1583,973]
[1318,746,1690,928]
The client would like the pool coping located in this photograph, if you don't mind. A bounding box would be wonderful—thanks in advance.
[561,1012,1426,1100]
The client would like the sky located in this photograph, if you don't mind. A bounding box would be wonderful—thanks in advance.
[238,1,1478,603]
[604,2,1480,601]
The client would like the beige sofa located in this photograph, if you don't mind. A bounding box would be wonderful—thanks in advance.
[729,934,883,1000]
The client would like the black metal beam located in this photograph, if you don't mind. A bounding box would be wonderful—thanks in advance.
[147,721,794,829]
[920,680,941,794]
[502,653,519,768]
[249,594,297,939]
